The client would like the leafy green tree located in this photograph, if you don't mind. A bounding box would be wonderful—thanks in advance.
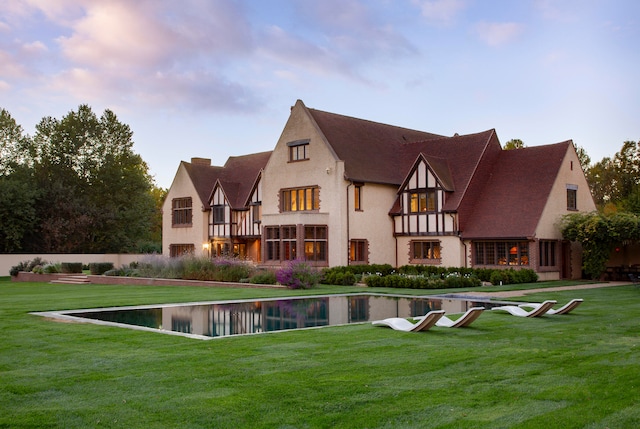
[503,139,525,150]
[0,166,39,252]
[0,105,158,253]
[575,145,591,172]
[0,108,30,176]
[561,211,640,279]
[586,141,640,211]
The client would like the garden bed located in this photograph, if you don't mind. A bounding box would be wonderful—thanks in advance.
[11,271,284,289]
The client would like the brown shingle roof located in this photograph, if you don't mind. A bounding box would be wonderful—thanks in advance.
[212,151,272,209]
[182,161,225,208]
[306,104,444,184]
[461,141,572,239]
[396,129,500,212]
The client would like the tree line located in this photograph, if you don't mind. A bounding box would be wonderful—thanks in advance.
[0,105,164,254]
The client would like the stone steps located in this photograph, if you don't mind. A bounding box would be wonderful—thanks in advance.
[50,275,92,285]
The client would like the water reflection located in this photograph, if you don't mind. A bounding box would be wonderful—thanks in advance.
[63,294,505,339]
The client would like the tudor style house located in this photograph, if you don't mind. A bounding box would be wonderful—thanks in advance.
[163,100,596,280]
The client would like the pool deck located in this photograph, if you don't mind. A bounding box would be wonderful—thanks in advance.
[448,281,632,298]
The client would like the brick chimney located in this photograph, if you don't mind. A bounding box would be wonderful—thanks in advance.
[191,157,211,166]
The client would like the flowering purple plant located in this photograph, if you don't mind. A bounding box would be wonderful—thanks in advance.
[276,259,320,289]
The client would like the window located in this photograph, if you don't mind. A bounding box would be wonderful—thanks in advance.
[212,205,225,225]
[412,240,441,260]
[252,204,261,224]
[172,197,192,226]
[304,225,327,262]
[281,225,297,261]
[539,240,557,267]
[281,187,319,212]
[350,239,367,263]
[567,185,578,210]
[287,139,309,162]
[474,241,529,266]
[409,190,436,213]
[354,184,362,211]
[265,226,281,261]
[170,243,194,257]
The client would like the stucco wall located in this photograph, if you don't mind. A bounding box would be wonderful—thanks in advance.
[162,163,210,257]
[348,183,397,265]
[535,145,597,239]
[261,102,348,267]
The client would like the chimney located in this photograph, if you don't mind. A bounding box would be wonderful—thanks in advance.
[191,157,211,166]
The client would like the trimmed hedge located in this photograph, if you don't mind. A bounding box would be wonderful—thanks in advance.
[364,274,481,289]
[61,262,83,274]
[89,262,115,275]
[321,264,538,287]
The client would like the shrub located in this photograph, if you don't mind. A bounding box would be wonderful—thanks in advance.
[61,262,83,274]
[43,263,60,274]
[10,258,49,276]
[89,262,115,275]
[276,260,321,289]
[249,270,277,285]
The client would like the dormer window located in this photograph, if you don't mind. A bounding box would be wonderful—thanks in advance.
[287,139,310,162]
[409,190,436,213]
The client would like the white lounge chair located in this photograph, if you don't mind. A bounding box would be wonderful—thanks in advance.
[491,300,557,317]
[372,310,445,332]
[434,307,485,328]
[518,299,583,315]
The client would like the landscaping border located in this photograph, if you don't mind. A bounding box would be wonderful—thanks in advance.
[11,272,285,289]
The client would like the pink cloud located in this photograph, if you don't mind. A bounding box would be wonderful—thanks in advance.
[474,22,524,47]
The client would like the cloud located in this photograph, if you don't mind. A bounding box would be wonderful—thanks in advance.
[258,0,417,84]
[7,0,258,113]
[474,22,524,46]
[413,0,466,25]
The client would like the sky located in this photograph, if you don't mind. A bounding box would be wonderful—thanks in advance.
[1,0,638,189]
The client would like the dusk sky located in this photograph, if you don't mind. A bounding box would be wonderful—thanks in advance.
[1,0,638,188]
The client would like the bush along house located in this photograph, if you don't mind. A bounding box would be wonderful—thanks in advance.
[163,100,596,280]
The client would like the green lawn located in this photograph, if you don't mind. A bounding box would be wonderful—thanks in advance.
[1,278,638,428]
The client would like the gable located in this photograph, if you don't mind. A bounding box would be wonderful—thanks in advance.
[304,101,444,185]
[461,141,572,239]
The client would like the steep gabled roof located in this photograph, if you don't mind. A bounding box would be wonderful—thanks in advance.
[397,129,499,211]
[182,161,225,208]
[461,141,572,239]
[209,151,272,209]
[305,104,444,185]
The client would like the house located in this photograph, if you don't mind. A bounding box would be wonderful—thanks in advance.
[163,100,596,280]
[162,152,271,259]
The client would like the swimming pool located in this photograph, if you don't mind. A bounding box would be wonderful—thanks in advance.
[32,293,513,340]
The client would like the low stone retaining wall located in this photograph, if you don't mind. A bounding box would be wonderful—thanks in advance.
[11,272,284,289]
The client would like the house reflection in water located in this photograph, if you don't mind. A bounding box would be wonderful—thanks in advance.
[156,294,485,338]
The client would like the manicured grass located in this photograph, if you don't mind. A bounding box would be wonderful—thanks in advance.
[1,277,638,428]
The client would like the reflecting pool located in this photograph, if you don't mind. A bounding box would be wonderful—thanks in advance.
[33,293,513,340]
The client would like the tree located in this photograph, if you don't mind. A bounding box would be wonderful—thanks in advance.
[0,166,39,252]
[503,139,525,150]
[561,211,640,279]
[586,140,640,211]
[0,105,158,253]
[0,109,29,176]
[575,145,591,172]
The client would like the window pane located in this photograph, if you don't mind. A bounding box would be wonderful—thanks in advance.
[427,191,436,211]
[410,193,418,213]
[486,243,495,265]
[475,242,485,265]
[496,242,506,265]
[419,193,427,212]
[305,188,312,210]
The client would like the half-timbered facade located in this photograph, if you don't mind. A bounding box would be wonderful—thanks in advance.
[164,100,596,279]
